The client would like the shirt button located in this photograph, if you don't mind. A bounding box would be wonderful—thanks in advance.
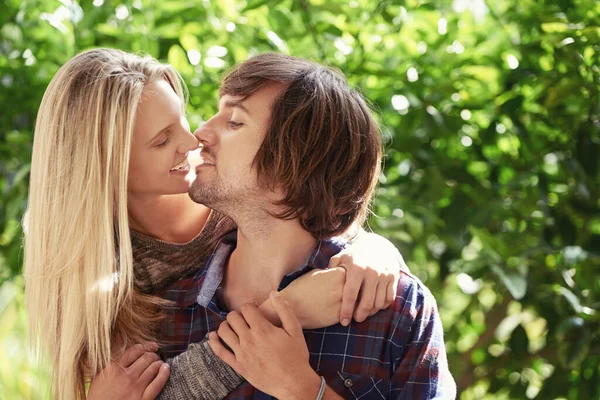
[344,378,353,388]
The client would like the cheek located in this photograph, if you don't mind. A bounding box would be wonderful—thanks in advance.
[127,157,147,191]
[127,151,165,187]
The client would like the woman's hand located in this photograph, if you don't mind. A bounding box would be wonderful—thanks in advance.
[209,293,323,400]
[331,231,403,324]
[87,341,170,400]
[258,267,346,329]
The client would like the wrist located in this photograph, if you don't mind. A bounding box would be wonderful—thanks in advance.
[278,367,321,400]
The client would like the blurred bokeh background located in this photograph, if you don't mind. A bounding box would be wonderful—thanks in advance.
[1,0,599,398]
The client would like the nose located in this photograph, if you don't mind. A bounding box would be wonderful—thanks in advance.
[178,129,199,154]
[176,115,199,153]
[193,118,217,146]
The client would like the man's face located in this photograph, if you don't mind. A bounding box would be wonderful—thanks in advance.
[188,83,284,211]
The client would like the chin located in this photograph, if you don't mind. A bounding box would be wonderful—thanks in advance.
[187,179,206,203]
[188,184,225,208]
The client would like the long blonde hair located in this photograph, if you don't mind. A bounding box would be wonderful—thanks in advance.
[24,48,185,399]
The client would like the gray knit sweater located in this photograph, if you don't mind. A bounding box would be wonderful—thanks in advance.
[131,210,243,400]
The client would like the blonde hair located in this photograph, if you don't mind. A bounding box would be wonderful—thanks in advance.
[24,48,185,399]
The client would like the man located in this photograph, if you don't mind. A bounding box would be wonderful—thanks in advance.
[175,53,456,398]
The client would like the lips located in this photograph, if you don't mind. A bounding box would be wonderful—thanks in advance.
[197,149,215,166]
[170,158,190,172]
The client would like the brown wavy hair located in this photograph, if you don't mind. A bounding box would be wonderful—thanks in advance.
[220,53,382,239]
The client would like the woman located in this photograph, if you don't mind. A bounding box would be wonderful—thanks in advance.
[24,48,402,399]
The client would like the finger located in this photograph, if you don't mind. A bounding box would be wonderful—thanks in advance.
[339,269,362,326]
[142,363,171,400]
[330,253,354,270]
[139,359,164,388]
[270,291,302,337]
[118,342,158,368]
[226,311,251,337]
[384,277,397,307]
[374,279,387,311]
[127,351,160,379]
[217,322,240,353]
[354,276,377,323]
[209,332,242,373]
[328,253,342,268]
[240,303,272,331]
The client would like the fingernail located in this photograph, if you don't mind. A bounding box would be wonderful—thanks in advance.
[341,318,350,326]
[162,363,170,370]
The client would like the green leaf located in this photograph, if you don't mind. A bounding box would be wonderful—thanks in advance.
[491,264,527,300]
[179,33,200,51]
[555,286,583,314]
[468,226,510,261]
[509,324,529,358]
[541,22,570,33]
[167,44,193,76]
[556,317,591,369]
[1,23,22,44]
[0,281,18,316]
[0,219,19,246]
[243,0,272,12]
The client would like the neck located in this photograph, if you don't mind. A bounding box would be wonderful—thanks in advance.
[228,213,317,291]
[127,193,211,243]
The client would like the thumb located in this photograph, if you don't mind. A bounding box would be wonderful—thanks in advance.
[270,291,302,337]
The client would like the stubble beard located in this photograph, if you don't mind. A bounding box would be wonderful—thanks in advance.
[188,174,275,238]
[188,175,228,211]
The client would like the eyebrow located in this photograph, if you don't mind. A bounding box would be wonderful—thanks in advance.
[147,123,174,144]
[223,99,250,115]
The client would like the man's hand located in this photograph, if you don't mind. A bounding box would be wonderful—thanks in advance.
[209,292,322,400]
[87,341,170,400]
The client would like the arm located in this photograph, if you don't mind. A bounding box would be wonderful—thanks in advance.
[157,340,243,400]
[87,340,243,400]
[391,276,456,400]
[259,231,405,329]
[258,267,346,329]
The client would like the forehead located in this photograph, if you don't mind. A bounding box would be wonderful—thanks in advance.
[219,83,286,118]
[134,80,181,136]
[139,80,181,113]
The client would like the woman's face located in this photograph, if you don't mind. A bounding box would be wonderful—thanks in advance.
[128,80,199,196]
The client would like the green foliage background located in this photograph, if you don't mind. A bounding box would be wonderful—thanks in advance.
[1,0,599,398]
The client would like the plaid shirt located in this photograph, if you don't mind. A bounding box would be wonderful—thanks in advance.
[160,231,456,399]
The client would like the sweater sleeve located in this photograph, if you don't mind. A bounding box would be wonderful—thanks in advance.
[157,338,243,400]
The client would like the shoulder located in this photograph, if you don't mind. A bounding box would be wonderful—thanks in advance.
[396,270,439,317]
[387,271,456,397]
[387,269,444,343]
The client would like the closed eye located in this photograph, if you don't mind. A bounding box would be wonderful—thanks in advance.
[228,120,244,129]
[155,131,171,147]
[156,138,170,147]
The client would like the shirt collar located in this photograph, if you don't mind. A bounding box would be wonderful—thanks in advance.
[197,231,347,308]
[170,231,237,308]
